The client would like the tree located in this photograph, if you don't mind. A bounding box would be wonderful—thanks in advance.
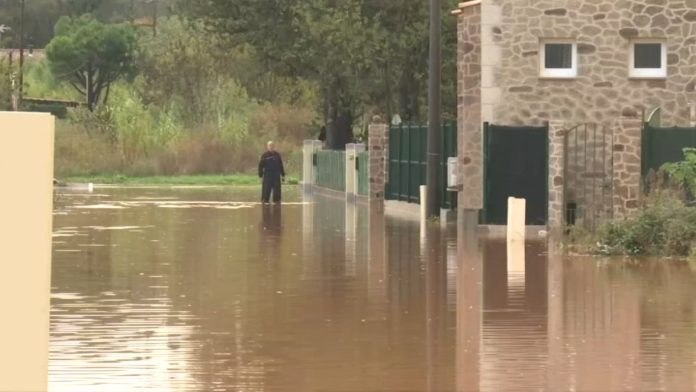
[45,15,137,110]
[0,58,12,110]
[182,0,383,149]
[180,0,459,148]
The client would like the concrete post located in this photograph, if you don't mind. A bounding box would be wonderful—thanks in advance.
[420,185,428,240]
[507,197,526,307]
[346,143,357,200]
[345,201,357,277]
[303,140,323,191]
[345,143,365,201]
[0,112,54,392]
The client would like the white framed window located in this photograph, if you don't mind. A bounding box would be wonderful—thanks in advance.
[540,41,577,78]
[629,40,667,79]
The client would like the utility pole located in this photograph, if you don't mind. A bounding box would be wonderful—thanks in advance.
[18,0,25,108]
[426,0,442,218]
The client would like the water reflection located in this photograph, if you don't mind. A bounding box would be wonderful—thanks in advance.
[50,187,696,391]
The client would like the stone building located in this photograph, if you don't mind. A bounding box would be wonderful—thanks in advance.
[453,0,696,230]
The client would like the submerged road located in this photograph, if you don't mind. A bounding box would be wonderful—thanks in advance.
[49,187,696,391]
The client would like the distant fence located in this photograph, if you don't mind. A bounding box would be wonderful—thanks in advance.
[315,150,346,192]
[386,123,457,209]
[357,151,369,196]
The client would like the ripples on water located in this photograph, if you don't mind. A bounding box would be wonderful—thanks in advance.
[50,187,696,391]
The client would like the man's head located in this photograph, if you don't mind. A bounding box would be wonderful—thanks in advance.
[266,141,275,151]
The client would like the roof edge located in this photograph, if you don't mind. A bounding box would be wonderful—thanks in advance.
[451,0,482,15]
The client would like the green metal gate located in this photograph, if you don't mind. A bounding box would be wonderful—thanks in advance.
[386,123,457,209]
[483,123,549,225]
[642,123,696,179]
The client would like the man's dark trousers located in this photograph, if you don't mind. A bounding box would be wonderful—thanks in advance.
[262,174,282,203]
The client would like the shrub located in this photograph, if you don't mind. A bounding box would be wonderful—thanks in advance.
[663,148,696,198]
[594,196,696,257]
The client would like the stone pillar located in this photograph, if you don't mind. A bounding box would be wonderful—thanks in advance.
[0,112,54,392]
[368,118,389,210]
[303,139,323,191]
[548,121,566,231]
[612,117,643,220]
[457,3,483,222]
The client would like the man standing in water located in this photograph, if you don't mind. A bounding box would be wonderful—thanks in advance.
[258,141,286,203]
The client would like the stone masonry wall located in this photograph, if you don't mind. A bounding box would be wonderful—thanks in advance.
[457,3,483,210]
[482,0,696,127]
[455,0,696,226]
[612,118,643,220]
[548,121,565,230]
[368,120,389,204]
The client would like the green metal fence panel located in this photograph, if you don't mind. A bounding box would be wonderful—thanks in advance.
[357,151,369,196]
[315,150,346,192]
[386,122,457,209]
[643,123,696,178]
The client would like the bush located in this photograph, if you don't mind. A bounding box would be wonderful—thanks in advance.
[594,196,696,257]
[663,148,696,198]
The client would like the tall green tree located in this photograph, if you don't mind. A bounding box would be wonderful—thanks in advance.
[181,0,458,148]
[182,0,383,149]
[45,15,137,110]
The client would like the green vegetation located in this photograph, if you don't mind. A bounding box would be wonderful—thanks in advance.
[181,0,459,149]
[46,15,138,110]
[593,196,696,257]
[0,59,11,110]
[569,149,696,258]
[663,148,696,196]
[63,174,300,186]
[4,0,458,179]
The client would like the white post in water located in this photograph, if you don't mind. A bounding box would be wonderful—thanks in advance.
[0,112,54,392]
[345,143,366,201]
[303,140,314,190]
[507,197,526,285]
[345,144,357,201]
[345,201,357,277]
[420,185,428,239]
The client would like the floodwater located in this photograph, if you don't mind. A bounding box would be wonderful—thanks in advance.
[50,187,696,391]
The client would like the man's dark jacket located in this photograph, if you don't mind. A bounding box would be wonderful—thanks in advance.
[258,151,285,179]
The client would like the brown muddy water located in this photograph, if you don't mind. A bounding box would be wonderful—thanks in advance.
[50,187,696,391]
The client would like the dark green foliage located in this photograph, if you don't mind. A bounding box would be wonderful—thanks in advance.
[45,15,138,110]
[595,197,696,257]
[663,148,696,197]
[24,101,68,118]
[179,0,459,148]
[0,58,11,110]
